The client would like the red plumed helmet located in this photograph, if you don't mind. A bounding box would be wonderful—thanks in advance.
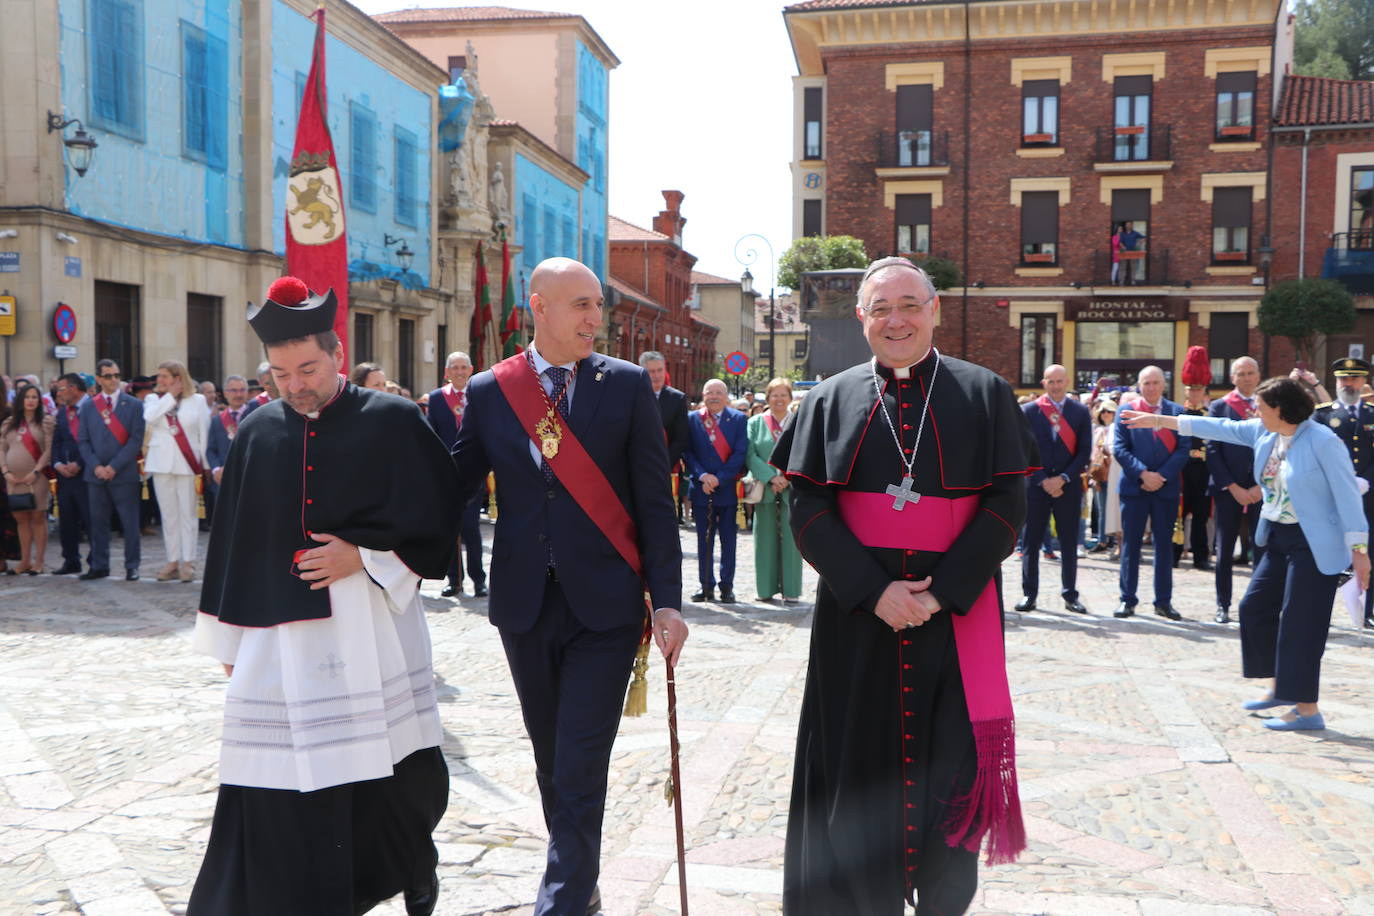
[1181,345,1211,386]
[267,276,310,307]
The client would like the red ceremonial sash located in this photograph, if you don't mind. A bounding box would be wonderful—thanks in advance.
[440,384,465,427]
[66,406,80,439]
[166,408,204,477]
[490,355,645,580]
[1223,389,1256,420]
[20,421,42,464]
[252,391,269,407]
[765,411,784,442]
[836,490,1025,866]
[1132,398,1176,452]
[99,395,130,446]
[220,409,239,439]
[1035,395,1077,455]
[699,407,732,464]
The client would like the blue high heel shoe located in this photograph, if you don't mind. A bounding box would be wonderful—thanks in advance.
[1242,695,1292,711]
[1263,711,1325,731]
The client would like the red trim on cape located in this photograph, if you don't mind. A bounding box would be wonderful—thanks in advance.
[979,506,1017,539]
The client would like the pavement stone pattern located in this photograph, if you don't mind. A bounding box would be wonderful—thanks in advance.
[3,521,1374,915]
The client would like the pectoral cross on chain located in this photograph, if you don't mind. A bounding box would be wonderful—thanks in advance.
[886,475,920,510]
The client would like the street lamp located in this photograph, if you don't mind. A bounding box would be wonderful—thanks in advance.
[46,111,98,177]
[384,234,414,273]
[734,233,775,379]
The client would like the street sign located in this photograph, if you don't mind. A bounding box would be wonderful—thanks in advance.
[53,345,78,360]
[0,295,14,336]
[724,351,750,375]
[52,302,77,344]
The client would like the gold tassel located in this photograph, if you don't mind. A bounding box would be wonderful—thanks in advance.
[664,773,675,806]
[623,641,649,717]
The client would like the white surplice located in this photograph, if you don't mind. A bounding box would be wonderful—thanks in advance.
[192,547,442,793]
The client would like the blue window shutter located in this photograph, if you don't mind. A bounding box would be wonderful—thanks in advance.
[350,103,376,213]
[205,32,228,170]
[394,129,417,227]
[180,23,226,170]
[522,194,538,262]
[90,0,143,138]
[562,217,575,259]
[182,26,206,157]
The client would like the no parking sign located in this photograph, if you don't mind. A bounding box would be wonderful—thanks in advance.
[724,351,750,375]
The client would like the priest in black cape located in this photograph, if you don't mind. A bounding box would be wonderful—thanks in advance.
[187,277,461,916]
[771,257,1032,916]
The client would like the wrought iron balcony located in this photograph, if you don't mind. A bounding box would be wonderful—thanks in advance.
[1094,124,1172,166]
[1323,231,1374,295]
[1092,247,1171,287]
[875,129,951,170]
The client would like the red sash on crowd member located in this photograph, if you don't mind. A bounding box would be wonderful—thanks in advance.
[65,405,80,439]
[166,408,204,477]
[440,384,465,427]
[252,391,269,408]
[98,394,130,446]
[20,421,56,481]
[491,355,645,579]
[220,409,239,439]
[1223,389,1257,420]
[1035,394,1077,455]
[837,490,1025,868]
[765,411,784,442]
[1132,398,1176,452]
[699,407,732,464]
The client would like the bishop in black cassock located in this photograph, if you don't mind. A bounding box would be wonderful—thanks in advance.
[771,258,1032,916]
[188,278,460,916]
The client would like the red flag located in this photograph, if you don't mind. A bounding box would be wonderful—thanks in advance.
[285,8,349,362]
[500,238,521,355]
[470,242,492,370]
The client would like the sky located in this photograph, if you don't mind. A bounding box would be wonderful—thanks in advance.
[353,0,799,290]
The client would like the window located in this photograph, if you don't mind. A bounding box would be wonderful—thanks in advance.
[1113,75,1152,162]
[1215,71,1256,141]
[759,339,773,359]
[543,208,557,263]
[896,84,933,167]
[186,293,222,388]
[793,338,808,359]
[397,318,415,393]
[88,0,144,139]
[803,87,823,159]
[562,217,576,259]
[353,312,374,364]
[1211,187,1252,263]
[447,55,466,83]
[393,127,418,228]
[802,199,822,237]
[95,281,141,377]
[522,194,538,263]
[181,22,227,170]
[349,102,377,213]
[1209,313,1249,385]
[1020,191,1058,264]
[1352,167,1374,249]
[1111,189,1151,283]
[895,194,931,255]
[1020,315,1055,386]
[1022,79,1059,146]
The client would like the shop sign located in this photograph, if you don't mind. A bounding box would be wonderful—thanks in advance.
[1067,297,1185,322]
[0,252,18,273]
[64,257,82,277]
[0,295,14,336]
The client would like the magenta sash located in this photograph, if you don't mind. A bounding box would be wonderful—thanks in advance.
[837,490,1026,865]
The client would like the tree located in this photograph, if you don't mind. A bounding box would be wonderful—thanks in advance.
[1257,278,1357,363]
[777,235,868,290]
[902,254,963,292]
[1293,0,1374,81]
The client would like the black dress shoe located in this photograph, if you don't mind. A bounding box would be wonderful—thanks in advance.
[690,588,715,602]
[440,585,459,598]
[473,584,488,598]
[719,589,737,603]
[1113,603,1136,618]
[1194,559,1214,571]
[586,885,602,915]
[1364,614,1374,630]
[404,870,440,916]
[1215,606,1231,624]
[1014,597,1036,612]
[1064,599,1088,614]
[78,569,109,581]
[52,563,82,575]
[1153,603,1182,621]
[126,570,140,581]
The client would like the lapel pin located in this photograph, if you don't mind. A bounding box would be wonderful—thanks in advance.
[595,371,604,382]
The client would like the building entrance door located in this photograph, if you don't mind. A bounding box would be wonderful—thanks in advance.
[1073,319,1175,392]
[94,281,141,377]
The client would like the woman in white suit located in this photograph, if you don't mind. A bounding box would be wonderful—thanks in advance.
[144,359,209,582]
[1125,377,1370,731]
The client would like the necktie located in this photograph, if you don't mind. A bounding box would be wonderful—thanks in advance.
[541,366,571,567]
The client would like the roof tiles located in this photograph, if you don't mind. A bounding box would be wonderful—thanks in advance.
[608,215,668,242]
[373,6,571,24]
[1276,75,1374,128]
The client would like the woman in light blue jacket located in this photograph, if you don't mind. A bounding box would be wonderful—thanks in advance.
[1124,377,1370,731]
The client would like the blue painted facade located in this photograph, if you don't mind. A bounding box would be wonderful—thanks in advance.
[513,154,582,303]
[270,0,432,286]
[58,0,244,245]
[575,40,609,283]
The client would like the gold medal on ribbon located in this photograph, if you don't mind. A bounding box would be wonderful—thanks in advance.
[1331,417,1343,428]
[536,410,561,459]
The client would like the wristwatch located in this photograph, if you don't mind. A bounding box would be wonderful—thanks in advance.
[1354,544,1368,554]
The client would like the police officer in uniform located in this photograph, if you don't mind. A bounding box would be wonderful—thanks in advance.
[1314,356,1374,625]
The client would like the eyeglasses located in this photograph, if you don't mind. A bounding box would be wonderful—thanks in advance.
[99,373,121,379]
[860,296,935,322]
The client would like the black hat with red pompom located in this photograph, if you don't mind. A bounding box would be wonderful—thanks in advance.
[247,277,338,345]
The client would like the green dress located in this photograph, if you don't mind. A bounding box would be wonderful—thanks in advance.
[746,411,804,599]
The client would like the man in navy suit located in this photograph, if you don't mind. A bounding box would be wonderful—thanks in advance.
[1113,365,1190,620]
[50,372,90,575]
[427,351,486,598]
[206,374,250,503]
[451,257,687,916]
[640,351,690,527]
[1207,356,1263,624]
[1017,365,1092,614]
[1314,356,1374,626]
[683,378,748,603]
[77,359,147,580]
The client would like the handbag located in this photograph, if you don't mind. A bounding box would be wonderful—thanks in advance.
[7,489,36,512]
[741,475,767,505]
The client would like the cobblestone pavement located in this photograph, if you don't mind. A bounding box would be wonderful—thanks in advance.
[4,521,1374,915]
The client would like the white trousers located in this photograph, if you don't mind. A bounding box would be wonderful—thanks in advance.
[153,473,199,564]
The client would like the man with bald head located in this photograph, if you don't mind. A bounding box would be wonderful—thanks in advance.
[1207,356,1264,624]
[451,257,687,915]
[684,377,748,602]
[1017,364,1092,614]
[1113,365,1190,620]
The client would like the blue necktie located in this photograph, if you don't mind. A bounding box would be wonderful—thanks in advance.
[541,366,570,485]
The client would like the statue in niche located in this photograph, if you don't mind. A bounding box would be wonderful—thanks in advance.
[448,149,466,206]
[489,161,510,228]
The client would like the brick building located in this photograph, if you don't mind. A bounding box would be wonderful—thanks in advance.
[785,0,1295,395]
[607,192,720,395]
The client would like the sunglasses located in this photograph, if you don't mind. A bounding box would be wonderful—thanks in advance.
[99,373,121,379]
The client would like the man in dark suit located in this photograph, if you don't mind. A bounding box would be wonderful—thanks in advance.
[50,372,90,575]
[451,257,686,916]
[206,374,250,500]
[1113,365,1190,620]
[427,351,486,599]
[684,378,748,603]
[77,359,147,580]
[1016,365,1092,614]
[1314,356,1374,626]
[639,350,689,525]
[1207,356,1263,624]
